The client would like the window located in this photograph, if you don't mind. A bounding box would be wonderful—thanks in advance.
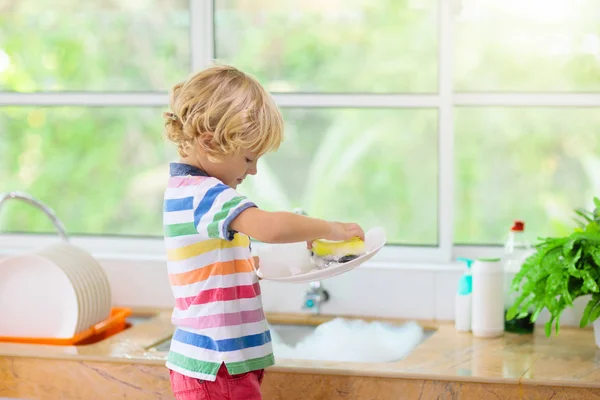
[455,107,600,244]
[214,0,438,93]
[0,107,174,235]
[455,0,599,91]
[239,108,439,246]
[1,0,599,260]
[0,1,189,92]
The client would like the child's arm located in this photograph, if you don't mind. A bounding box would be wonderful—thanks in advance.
[229,208,364,244]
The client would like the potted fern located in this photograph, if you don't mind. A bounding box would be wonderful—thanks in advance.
[507,197,600,343]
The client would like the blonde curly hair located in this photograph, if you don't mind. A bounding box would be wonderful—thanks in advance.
[164,65,284,160]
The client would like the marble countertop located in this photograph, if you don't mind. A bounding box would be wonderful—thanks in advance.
[1,311,599,389]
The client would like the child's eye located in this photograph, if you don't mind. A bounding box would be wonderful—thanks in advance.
[245,157,253,163]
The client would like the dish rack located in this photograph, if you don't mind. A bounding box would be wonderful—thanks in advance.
[0,191,132,346]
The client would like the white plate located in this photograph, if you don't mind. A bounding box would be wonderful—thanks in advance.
[39,244,92,334]
[74,245,112,326]
[42,243,111,331]
[71,244,111,323]
[257,227,386,283]
[59,245,100,332]
[63,248,96,333]
[0,254,79,338]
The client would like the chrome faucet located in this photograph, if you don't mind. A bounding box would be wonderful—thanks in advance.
[302,281,330,314]
[292,208,330,314]
[0,191,69,241]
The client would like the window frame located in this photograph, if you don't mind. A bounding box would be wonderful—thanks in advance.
[2,0,600,264]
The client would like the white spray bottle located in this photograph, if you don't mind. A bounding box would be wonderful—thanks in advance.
[455,258,473,332]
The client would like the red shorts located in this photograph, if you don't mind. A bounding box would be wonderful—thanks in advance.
[169,364,265,400]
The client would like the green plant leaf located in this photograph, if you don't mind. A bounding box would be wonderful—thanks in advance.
[545,319,552,337]
[545,272,563,294]
[506,307,518,321]
[585,221,600,233]
[561,281,574,306]
[566,247,583,279]
[507,292,528,320]
[580,296,600,327]
[583,270,600,293]
[531,303,544,322]
[563,239,577,256]
[575,208,593,223]
[591,248,600,267]
[589,298,600,324]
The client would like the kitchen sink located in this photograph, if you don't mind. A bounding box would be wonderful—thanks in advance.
[147,321,436,363]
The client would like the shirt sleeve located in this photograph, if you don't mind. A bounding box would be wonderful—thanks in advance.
[194,179,256,241]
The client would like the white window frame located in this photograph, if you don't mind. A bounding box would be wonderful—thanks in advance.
[2,0,600,265]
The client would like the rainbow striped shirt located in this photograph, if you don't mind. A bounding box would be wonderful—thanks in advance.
[163,163,274,381]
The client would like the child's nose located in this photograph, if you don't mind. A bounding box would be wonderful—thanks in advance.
[248,165,258,175]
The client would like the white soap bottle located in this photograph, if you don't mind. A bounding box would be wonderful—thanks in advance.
[471,257,505,338]
[455,258,473,332]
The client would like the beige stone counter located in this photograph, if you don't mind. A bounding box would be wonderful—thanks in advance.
[1,311,600,392]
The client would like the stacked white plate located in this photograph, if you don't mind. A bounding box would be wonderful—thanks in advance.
[0,242,111,339]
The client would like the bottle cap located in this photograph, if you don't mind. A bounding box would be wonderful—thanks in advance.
[457,257,473,269]
[511,220,525,232]
[476,257,502,263]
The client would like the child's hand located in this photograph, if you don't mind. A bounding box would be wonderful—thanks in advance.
[326,222,365,242]
[306,222,364,250]
[252,256,262,280]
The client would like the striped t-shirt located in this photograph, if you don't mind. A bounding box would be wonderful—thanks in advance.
[163,162,274,381]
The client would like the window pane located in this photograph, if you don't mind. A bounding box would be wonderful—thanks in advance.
[0,1,189,92]
[215,0,438,93]
[1,108,437,244]
[455,0,600,91]
[239,108,439,245]
[455,108,600,244]
[0,107,174,235]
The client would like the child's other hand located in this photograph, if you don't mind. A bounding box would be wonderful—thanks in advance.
[252,256,262,280]
[326,222,365,242]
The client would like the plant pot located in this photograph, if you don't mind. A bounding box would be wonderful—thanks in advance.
[594,320,600,349]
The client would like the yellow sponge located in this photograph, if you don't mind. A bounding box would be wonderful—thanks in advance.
[311,237,365,259]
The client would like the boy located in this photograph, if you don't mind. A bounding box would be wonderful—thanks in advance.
[163,64,364,399]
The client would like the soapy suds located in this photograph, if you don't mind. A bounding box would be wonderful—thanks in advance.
[271,318,424,363]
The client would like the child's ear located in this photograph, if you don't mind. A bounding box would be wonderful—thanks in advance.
[195,133,223,163]
[195,132,214,149]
